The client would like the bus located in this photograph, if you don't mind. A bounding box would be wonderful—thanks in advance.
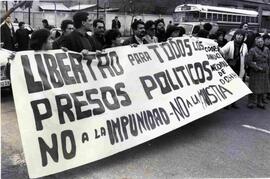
[173,4,259,31]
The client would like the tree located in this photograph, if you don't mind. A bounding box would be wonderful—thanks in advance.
[1,1,33,23]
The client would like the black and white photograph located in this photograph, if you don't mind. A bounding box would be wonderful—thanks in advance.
[1,0,270,178]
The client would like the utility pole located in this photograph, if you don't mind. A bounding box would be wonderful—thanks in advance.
[97,0,99,19]
[54,0,56,27]
[5,1,8,12]
[28,6,31,25]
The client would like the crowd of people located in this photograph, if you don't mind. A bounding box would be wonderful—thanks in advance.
[1,12,269,109]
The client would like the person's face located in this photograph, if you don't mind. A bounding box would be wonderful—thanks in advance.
[134,24,146,38]
[146,24,155,37]
[171,30,180,37]
[157,22,165,31]
[256,38,264,48]
[112,36,122,47]
[94,22,105,36]
[218,34,224,41]
[83,15,93,31]
[65,24,74,34]
[20,24,25,29]
[42,35,53,50]
[235,34,244,42]
[6,17,11,23]
[242,24,248,31]
[264,38,270,46]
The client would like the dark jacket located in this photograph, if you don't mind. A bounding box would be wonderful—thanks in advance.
[62,30,94,52]
[112,19,121,29]
[1,23,16,50]
[156,31,167,42]
[122,36,148,46]
[16,28,33,51]
[53,35,67,49]
[89,34,106,51]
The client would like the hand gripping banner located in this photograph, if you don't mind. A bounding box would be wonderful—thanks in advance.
[11,37,251,178]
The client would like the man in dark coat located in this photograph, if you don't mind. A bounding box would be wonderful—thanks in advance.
[1,16,16,51]
[62,12,94,53]
[53,20,74,49]
[111,16,121,30]
[89,19,106,51]
[42,19,53,30]
[122,20,147,45]
[155,19,166,42]
[16,21,33,51]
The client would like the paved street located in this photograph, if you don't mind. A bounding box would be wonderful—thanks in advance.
[1,88,270,179]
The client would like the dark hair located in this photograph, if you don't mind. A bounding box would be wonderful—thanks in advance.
[93,19,105,28]
[42,19,48,25]
[18,21,25,27]
[105,29,121,46]
[73,11,89,28]
[203,23,212,31]
[240,22,248,28]
[197,29,209,38]
[209,33,217,40]
[30,29,50,50]
[193,25,200,34]
[61,19,73,31]
[166,25,184,38]
[216,29,226,37]
[155,19,164,27]
[145,20,155,30]
[234,29,246,36]
[131,20,145,30]
[263,34,270,40]
[178,26,186,37]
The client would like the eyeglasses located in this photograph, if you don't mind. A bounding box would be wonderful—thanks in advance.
[67,27,74,30]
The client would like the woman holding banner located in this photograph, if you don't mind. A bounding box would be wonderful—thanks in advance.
[220,29,248,109]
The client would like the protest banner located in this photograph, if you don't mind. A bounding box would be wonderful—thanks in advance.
[11,37,251,178]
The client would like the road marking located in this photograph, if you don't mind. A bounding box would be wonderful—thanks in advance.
[242,124,270,135]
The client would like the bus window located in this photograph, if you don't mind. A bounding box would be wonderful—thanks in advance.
[237,16,241,22]
[242,16,246,22]
[207,13,212,20]
[223,14,228,21]
[192,12,199,19]
[246,16,250,22]
[218,14,222,21]
[233,15,236,22]
[200,13,206,19]
[213,13,217,20]
[228,15,232,21]
[255,17,258,23]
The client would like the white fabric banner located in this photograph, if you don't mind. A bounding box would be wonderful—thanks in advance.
[11,37,251,178]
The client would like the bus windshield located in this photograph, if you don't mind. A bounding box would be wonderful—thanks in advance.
[173,11,200,23]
